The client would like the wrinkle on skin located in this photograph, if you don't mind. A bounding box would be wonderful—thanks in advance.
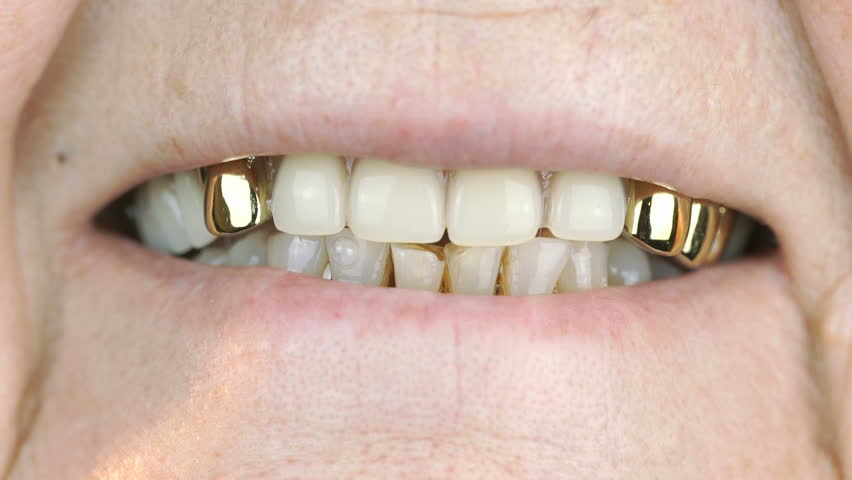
[365,3,594,22]
[0,0,80,477]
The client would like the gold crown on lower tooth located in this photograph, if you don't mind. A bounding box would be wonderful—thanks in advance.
[200,156,735,269]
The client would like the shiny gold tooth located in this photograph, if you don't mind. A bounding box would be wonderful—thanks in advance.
[623,180,692,256]
[203,156,274,236]
[703,206,737,265]
[674,200,720,268]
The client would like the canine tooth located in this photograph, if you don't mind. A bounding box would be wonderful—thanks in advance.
[444,245,505,295]
[194,245,229,266]
[227,229,270,266]
[390,244,445,292]
[607,237,652,286]
[623,180,692,256]
[135,176,193,254]
[349,158,445,243]
[325,228,391,286]
[204,156,273,236]
[547,172,626,241]
[268,232,328,277]
[271,154,347,236]
[447,169,542,246]
[501,238,571,296]
[557,241,609,292]
[174,170,216,249]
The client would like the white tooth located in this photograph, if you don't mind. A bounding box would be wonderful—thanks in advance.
[325,228,391,286]
[271,154,347,235]
[445,245,504,295]
[268,232,328,277]
[135,176,193,254]
[227,229,270,266]
[446,169,542,246]
[173,170,216,249]
[349,158,445,243]
[607,237,652,286]
[502,238,571,296]
[556,241,609,292]
[547,172,626,241]
[390,244,445,292]
[194,245,229,266]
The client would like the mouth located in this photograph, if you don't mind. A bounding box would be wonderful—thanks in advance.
[110,149,768,300]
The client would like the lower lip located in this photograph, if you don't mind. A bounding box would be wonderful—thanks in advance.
[165,251,775,347]
[91,228,780,354]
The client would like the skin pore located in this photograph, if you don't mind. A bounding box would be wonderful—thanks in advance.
[2,0,852,478]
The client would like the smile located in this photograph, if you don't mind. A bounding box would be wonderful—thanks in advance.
[129,154,755,296]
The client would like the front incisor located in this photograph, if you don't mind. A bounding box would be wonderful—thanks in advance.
[623,181,692,256]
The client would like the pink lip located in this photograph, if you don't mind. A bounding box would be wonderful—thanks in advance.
[93,230,784,347]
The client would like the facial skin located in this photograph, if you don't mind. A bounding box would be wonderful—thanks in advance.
[2,0,852,478]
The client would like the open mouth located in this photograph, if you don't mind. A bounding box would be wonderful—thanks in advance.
[116,154,764,297]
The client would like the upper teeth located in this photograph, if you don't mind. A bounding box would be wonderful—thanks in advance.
[133,155,747,294]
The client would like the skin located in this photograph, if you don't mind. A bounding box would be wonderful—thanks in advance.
[2,0,852,478]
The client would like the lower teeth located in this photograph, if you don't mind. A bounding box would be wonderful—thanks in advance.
[193,226,662,295]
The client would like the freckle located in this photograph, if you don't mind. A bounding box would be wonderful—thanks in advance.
[56,152,69,165]
[167,75,189,100]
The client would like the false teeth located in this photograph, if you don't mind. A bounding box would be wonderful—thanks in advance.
[447,169,542,247]
[349,158,446,243]
[547,172,626,242]
[137,155,749,293]
[272,154,348,236]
